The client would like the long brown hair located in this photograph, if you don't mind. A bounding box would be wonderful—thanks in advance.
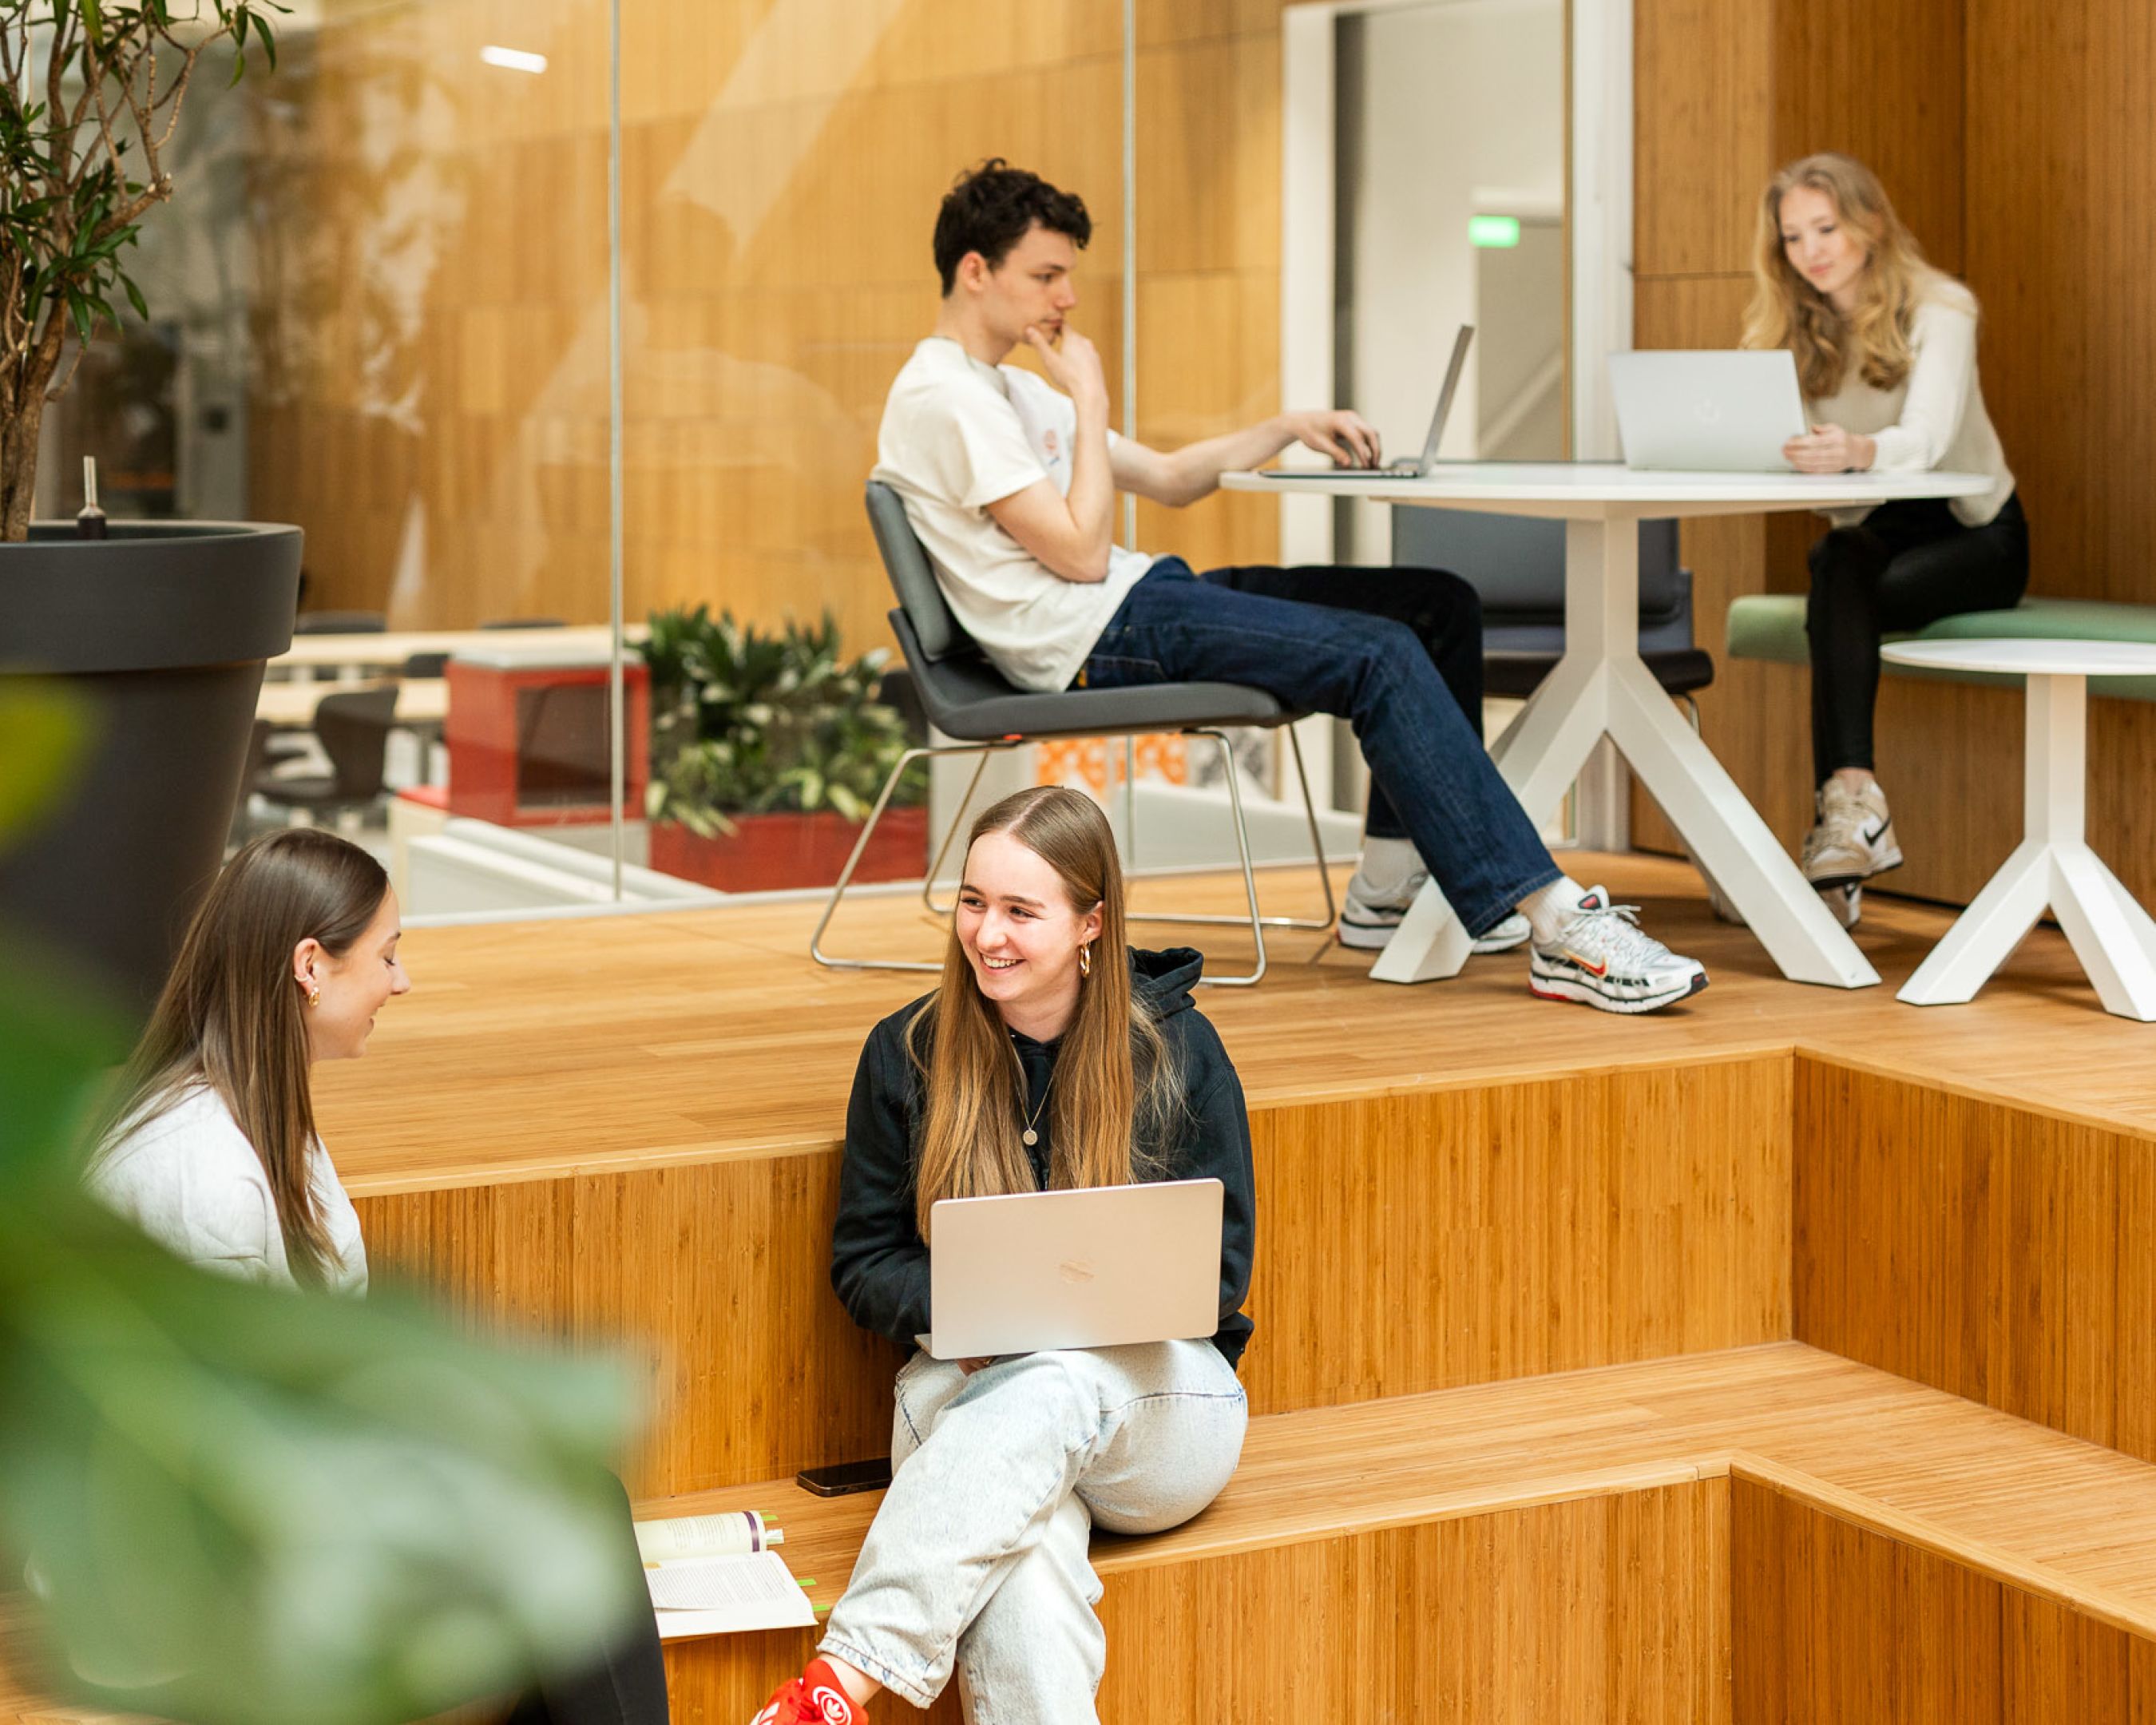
[89,828,390,1285]
[1742,152,1940,399]
[906,787,1178,1237]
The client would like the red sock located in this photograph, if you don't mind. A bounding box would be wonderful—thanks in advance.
[751,1656,862,1725]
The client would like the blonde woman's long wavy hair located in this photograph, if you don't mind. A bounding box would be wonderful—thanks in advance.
[87,829,390,1286]
[1742,153,1937,400]
[906,787,1178,1238]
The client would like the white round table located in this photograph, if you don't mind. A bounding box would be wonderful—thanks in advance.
[1881,638,2156,1021]
[1225,462,1994,988]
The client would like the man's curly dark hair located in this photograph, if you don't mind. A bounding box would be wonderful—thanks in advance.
[933,159,1092,295]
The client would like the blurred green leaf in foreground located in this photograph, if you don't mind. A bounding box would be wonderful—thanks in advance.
[0,680,646,1723]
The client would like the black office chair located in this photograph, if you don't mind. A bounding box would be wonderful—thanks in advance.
[810,482,1338,985]
[1391,510,1714,717]
[252,685,398,827]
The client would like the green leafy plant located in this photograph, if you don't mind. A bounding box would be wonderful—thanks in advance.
[641,605,925,836]
[0,681,644,1723]
[0,0,280,537]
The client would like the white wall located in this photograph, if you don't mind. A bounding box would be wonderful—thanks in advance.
[1342,0,1565,561]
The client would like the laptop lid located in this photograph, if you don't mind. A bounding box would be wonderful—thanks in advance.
[1274,323,1474,477]
[1608,349,1809,471]
[1409,323,1476,474]
[923,1178,1223,1360]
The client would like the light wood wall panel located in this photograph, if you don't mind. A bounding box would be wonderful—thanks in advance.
[1792,1056,2156,1464]
[1964,0,2156,606]
[248,0,1290,651]
[660,1479,1732,1724]
[353,1056,1793,1499]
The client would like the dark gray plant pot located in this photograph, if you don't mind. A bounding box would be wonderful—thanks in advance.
[0,521,303,1017]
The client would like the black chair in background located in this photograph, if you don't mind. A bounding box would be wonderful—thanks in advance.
[252,685,398,828]
[810,482,1339,986]
[1390,510,1714,719]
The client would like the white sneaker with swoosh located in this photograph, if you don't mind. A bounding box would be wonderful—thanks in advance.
[1528,888,1708,1013]
[1801,779,1902,890]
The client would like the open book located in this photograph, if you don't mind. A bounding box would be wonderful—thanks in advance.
[636,1510,815,1637]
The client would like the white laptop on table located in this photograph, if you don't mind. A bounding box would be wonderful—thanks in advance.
[920,1179,1223,1360]
[1278,323,1475,479]
[1609,349,1809,471]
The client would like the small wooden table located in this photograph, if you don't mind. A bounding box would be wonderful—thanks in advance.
[254,677,450,728]
[1885,638,2156,1021]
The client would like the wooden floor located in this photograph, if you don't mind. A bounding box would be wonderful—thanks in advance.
[319,851,2156,1196]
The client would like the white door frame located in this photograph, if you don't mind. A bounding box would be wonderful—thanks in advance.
[1278,0,1635,841]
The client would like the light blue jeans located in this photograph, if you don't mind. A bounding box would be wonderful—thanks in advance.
[818,1341,1249,1722]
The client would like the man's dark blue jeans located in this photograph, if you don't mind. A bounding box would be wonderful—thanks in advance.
[1080,557,1560,938]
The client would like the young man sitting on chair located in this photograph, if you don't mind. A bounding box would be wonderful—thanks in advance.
[871,159,1706,1013]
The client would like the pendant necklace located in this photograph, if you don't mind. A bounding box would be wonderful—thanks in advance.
[1014,1043,1055,1148]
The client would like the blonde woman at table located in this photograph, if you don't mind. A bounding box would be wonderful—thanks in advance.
[1744,152,2027,923]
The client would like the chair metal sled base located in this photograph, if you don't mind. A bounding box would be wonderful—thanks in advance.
[810,725,1338,987]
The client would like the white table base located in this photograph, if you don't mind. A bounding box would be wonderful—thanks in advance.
[1373,518,1879,989]
[1898,672,2156,1020]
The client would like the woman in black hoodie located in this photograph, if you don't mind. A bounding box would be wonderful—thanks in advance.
[755,787,1254,1725]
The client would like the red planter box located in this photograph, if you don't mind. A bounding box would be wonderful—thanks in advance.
[648,806,930,894]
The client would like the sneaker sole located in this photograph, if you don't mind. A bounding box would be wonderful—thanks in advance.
[1528,970,1710,1014]
[1804,847,1904,892]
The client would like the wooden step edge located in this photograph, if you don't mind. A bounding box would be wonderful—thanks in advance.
[1722,1448,2156,1644]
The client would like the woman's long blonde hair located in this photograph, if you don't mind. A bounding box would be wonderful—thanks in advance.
[906,787,1178,1238]
[88,829,390,1285]
[1742,152,1938,399]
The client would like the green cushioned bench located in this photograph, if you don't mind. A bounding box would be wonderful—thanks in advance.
[1725,594,2156,701]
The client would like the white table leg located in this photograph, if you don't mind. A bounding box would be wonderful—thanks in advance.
[1898,670,2156,1019]
[1607,660,1881,987]
[2049,845,2156,1021]
[1372,517,1879,988]
[1896,839,2052,1005]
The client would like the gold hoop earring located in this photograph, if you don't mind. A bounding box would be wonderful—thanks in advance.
[1078,944,1092,978]
[307,985,321,1007]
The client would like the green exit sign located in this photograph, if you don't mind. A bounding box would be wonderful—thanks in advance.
[1468,215,1521,248]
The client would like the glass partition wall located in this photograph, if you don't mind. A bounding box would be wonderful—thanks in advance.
[65,2,1326,918]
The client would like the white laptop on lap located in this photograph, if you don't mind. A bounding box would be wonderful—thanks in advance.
[1609,350,1809,472]
[920,1179,1224,1360]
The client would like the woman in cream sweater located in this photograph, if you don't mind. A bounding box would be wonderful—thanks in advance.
[1745,152,2027,922]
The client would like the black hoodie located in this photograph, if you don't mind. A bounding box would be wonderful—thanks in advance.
[829,946,1256,1367]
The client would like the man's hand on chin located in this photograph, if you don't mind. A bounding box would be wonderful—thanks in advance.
[1025,323,1108,415]
[1284,408,1383,469]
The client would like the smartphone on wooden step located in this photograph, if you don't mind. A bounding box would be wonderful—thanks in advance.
[797,1457,894,1497]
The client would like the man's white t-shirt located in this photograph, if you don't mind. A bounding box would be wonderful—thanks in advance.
[873,336,1157,692]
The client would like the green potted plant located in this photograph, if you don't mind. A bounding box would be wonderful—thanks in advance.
[0,1,301,1017]
[639,606,929,893]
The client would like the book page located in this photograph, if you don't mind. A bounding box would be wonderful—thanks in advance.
[645,1550,815,1637]
[633,1509,764,1563]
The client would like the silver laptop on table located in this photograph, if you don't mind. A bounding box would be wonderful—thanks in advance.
[919,1178,1223,1360]
[1609,349,1809,471]
[1284,323,1474,478]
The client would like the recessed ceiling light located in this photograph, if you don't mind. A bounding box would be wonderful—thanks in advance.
[479,45,547,74]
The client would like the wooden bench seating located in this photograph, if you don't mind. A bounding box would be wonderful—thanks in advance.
[647,1342,2156,1719]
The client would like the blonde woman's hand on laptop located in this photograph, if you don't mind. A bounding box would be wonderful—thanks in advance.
[1282,408,1382,469]
[1784,423,1878,474]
